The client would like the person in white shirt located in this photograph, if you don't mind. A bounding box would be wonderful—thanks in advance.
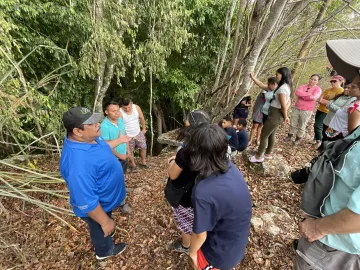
[325,80,360,141]
[120,98,148,170]
[250,67,292,163]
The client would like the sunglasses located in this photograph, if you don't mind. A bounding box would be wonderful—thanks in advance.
[330,80,338,83]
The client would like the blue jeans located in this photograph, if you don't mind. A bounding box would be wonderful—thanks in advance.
[119,159,128,174]
[81,211,114,257]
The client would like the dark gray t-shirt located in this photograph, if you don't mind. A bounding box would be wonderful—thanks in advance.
[192,162,252,269]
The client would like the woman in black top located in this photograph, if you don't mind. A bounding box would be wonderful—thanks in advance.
[167,110,211,254]
[233,95,251,126]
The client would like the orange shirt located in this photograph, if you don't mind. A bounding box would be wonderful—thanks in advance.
[318,87,344,113]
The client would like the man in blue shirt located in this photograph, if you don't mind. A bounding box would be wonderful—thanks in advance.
[60,107,130,260]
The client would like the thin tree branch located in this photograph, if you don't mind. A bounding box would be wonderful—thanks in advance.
[212,0,237,91]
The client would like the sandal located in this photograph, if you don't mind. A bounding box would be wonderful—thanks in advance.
[128,166,138,173]
[139,163,149,168]
[264,155,273,159]
[249,155,264,163]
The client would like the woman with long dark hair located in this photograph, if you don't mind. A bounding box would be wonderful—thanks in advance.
[181,123,252,270]
[167,110,211,254]
[250,67,292,162]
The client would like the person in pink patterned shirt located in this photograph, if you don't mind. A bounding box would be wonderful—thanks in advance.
[285,74,322,144]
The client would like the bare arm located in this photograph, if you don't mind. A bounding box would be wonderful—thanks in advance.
[189,232,207,269]
[348,108,360,134]
[250,72,268,90]
[279,93,289,119]
[136,105,146,133]
[111,149,126,160]
[189,232,207,255]
[168,156,183,180]
[300,208,360,242]
[88,203,115,237]
[318,208,360,235]
[105,131,131,149]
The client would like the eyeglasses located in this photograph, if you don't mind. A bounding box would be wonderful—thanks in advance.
[330,80,338,83]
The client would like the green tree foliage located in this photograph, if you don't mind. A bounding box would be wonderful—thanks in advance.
[0,0,92,156]
[0,0,359,157]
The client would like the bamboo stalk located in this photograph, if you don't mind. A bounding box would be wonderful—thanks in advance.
[0,161,64,181]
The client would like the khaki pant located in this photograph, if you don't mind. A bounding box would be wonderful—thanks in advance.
[294,237,360,270]
[257,107,283,156]
[289,108,312,138]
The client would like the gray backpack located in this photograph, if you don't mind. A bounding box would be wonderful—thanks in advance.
[301,126,360,218]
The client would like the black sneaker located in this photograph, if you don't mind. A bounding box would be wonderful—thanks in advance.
[139,163,149,169]
[292,239,299,251]
[96,243,126,260]
[172,240,189,254]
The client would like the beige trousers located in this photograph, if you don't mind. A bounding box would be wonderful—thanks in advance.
[294,237,360,270]
[289,108,313,138]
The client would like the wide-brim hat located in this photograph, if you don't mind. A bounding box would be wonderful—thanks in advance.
[326,39,360,81]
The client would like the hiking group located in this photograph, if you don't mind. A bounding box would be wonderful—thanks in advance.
[59,39,360,270]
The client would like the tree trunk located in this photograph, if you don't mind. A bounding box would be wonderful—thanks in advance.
[93,59,114,112]
[203,0,289,122]
[152,102,164,135]
[149,70,154,156]
[212,0,237,92]
[152,102,166,155]
[92,0,116,113]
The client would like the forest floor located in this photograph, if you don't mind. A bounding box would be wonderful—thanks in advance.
[0,118,319,270]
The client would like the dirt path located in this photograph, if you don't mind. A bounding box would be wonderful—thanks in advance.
[0,120,318,270]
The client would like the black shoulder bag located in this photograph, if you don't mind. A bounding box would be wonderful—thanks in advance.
[164,178,194,208]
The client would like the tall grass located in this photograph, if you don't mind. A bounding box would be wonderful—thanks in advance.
[0,47,77,231]
[0,160,77,231]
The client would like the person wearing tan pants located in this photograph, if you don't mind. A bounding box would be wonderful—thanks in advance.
[286,74,322,144]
